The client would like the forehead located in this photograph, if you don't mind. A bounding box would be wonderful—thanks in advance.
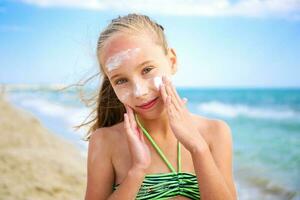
[101,33,164,69]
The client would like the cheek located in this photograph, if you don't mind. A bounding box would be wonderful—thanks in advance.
[147,75,163,92]
[133,81,149,96]
[115,88,131,103]
[152,76,163,91]
[116,89,130,103]
[113,76,165,101]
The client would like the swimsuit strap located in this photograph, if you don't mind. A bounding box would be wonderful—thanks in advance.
[178,138,181,173]
[135,114,181,173]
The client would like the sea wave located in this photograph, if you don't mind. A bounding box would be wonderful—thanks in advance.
[236,176,300,200]
[197,101,299,120]
[19,98,90,135]
[3,83,68,92]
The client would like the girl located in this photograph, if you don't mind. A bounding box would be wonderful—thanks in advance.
[84,13,237,200]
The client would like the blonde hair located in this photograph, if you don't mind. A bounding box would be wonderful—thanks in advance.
[77,13,169,141]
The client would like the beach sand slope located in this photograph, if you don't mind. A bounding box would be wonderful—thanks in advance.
[0,94,87,200]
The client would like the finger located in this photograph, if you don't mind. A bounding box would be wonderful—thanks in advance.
[127,105,137,129]
[124,113,133,138]
[165,76,184,107]
[134,114,145,142]
[162,75,168,83]
[165,81,181,111]
[160,79,170,109]
[141,131,146,143]
[170,81,184,107]
[138,127,146,143]
[125,105,137,135]
[135,127,141,140]
[163,76,180,107]
[160,81,168,104]
[166,96,175,119]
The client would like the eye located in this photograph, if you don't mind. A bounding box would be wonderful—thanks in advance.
[115,78,127,85]
[142,66,154,74]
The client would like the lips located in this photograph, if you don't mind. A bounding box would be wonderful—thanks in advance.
[136,97,159,109]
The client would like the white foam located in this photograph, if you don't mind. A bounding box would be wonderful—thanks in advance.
[197,101,299,120]
[20,98,90,132]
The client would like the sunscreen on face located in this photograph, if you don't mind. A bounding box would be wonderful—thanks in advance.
[118,90,131,102]
[153,76,162,90]
[105,48,141,72]
[116,76,164,103]
[134,82,149,97]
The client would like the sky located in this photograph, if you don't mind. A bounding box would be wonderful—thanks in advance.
[0,0,300,88]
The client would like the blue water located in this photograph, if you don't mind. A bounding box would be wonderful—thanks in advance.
[179,88,300,200]
[6,86,300,200]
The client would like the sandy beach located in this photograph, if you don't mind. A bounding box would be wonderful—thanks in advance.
[0,91,87,200]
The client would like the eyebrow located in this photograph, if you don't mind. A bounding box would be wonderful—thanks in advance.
[110,60,153,81]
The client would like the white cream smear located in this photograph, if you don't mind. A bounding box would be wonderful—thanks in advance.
[134,82,149,97]
[105,48,141,72]
[117,82,149,103]
[153,76,162,90]
[118,89,131,102]
[117,77,165,103]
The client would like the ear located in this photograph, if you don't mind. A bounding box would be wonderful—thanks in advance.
[167,48,178,75]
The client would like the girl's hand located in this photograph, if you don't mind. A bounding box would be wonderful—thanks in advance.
[124,105,151,172]
[160,76,208,153]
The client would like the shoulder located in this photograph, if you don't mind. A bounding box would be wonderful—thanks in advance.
[190,113,233,148]
[192,114,234,168]
[210,118,232,148]
[85,123,125,199]
[88,122,126,156]
[190,114,237,199]
[207,117,232,142]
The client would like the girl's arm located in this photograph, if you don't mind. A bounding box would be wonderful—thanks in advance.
[85,119,150,200]
[160,76,237,200]
[84,128,114,200]
[107,167,145,200]
[105,106,152,199]
[191,120,237,200]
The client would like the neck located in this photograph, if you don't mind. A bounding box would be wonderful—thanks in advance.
[135,111,172,139]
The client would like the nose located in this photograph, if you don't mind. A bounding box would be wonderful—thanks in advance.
[133,81,149,98]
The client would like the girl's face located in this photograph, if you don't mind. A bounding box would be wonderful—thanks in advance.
[100,33,177,117]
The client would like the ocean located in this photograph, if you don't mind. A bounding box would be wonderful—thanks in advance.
[5,85,300,200]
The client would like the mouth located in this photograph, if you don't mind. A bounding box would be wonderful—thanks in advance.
[136,97,159,110]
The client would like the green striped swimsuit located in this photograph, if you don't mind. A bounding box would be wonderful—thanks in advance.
[113,115,201,199]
